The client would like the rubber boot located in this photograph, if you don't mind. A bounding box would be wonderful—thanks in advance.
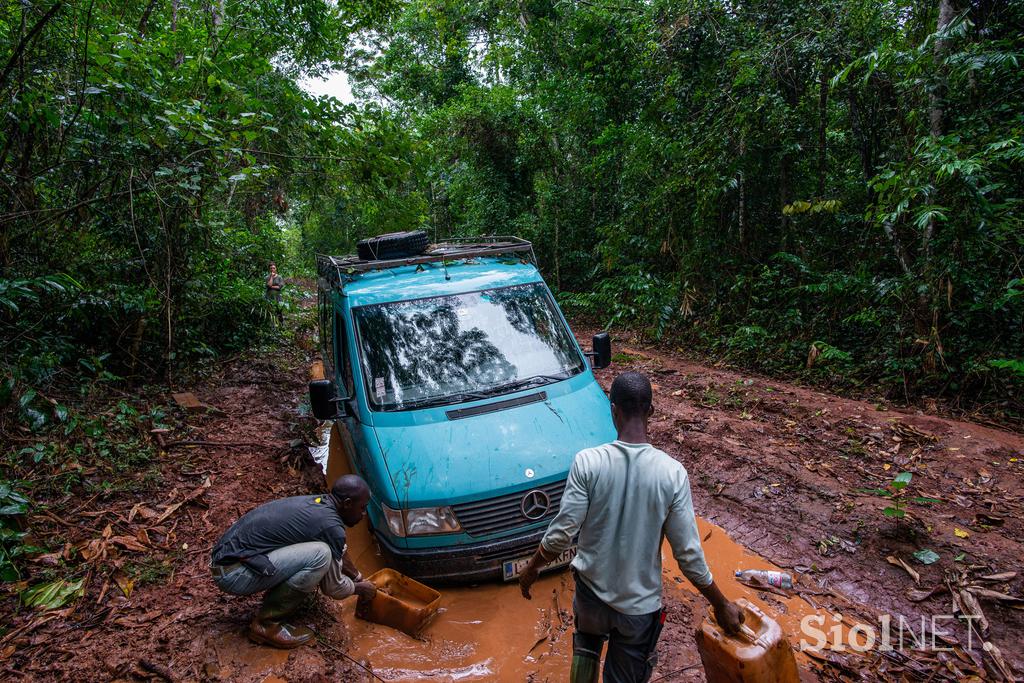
[248,583,315,649]
[570,632,602,683]
[570,654,601,683]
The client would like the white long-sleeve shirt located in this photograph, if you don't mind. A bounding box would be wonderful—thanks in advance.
[541,440,713,615]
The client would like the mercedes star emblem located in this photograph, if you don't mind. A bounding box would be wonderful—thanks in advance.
[520,489,551,520]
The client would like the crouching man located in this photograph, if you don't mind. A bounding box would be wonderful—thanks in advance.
[210,474,377,648]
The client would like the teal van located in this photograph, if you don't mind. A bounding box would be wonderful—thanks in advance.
[309,235,614,582]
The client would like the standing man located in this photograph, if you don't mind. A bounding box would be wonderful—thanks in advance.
[211,474,377,648]
[519,371,743,683]
[265,262,284,324]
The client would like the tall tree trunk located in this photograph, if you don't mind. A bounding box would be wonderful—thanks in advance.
[0,2,62,93]
[779,152,793,253]
[138,0,159,35]
[737,137,746,249]
[918,0,956,373]
[817,67,829,198]
[924,0,955,265]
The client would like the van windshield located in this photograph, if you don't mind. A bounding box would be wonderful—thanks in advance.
[354,283,586,411]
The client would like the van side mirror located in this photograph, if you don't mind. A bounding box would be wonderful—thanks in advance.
[309,379,341,419]
[590,332,612,369]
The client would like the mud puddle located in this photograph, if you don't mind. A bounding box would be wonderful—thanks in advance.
[317,425,840,681]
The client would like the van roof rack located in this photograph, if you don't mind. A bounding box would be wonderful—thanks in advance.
[317,236,537,291]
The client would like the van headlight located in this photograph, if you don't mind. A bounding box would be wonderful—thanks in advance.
[382,504,462,537]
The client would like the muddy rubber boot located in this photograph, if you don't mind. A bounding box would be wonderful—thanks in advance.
[248,584,314,649]
[570,632,602,683]
[569,654,600,683]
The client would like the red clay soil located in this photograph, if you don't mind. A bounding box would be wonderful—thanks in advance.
[3,307,1021,681]
[1,293,363,682]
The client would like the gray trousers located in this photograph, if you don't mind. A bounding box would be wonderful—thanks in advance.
[213,541,332,596]
[573,571,663,683]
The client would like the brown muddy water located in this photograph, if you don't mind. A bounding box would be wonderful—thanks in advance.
[311,426,841,682]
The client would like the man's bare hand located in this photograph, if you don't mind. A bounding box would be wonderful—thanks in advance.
[354,580,377,601]
[519,565,539,599]
[714,600,744,635]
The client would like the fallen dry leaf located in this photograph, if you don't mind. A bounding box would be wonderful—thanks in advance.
[953,527,970,539]
[886,555,920,584]
[982,641,1015,681]
[957,589,990,635]
[113,571,134,599]
[972,513,1003,528]
[110,536,148,553]
[966,586,1024,606]
[31,552,62,567]
[977,571,1016,582]
[907,586,944,602]
[80,537,109,563]
[153,502,182,525]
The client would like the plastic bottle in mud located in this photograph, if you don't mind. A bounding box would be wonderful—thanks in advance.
[734,569,793,589]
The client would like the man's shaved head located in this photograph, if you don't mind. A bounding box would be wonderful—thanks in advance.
[331,474,371,527]
[609,372,653,418]
[331,474,370,501]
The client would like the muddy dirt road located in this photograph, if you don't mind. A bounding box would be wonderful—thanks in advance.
[5,303,1021,681]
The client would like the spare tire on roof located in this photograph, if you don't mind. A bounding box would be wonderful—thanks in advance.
[356,230,430,261]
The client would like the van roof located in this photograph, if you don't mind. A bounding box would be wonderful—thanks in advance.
[339,257,545,307]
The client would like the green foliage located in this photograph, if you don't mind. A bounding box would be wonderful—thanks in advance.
[1,0,392,400]
[989,359,1024,380]
[19,578,86,611]
[3,0,1021,418]
[125,556,173,587]
[558,266,679,339]
[860,472,940,523]
[0,482,31,581]
[302,0,1024,417]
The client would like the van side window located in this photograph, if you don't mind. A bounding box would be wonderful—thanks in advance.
[335,312,354,396]
[319,290,334,377]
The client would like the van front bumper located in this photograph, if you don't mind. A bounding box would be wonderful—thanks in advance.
[374,528,550,584]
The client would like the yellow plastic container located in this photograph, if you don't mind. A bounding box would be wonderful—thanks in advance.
[696,598,799,683]
[356,568,441,637]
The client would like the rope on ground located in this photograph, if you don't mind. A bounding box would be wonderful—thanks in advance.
[314,632,388,682]
[649,663,701,682]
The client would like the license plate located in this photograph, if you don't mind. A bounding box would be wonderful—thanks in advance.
[502,546,576,581]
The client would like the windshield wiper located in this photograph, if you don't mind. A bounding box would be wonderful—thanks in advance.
[389,375,571,411]
[394,389,497,411]
[484,372,572,396]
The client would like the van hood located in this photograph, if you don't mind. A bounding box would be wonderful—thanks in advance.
[372,378,615,507]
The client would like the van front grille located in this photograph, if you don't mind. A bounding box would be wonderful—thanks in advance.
[453,479,566,537]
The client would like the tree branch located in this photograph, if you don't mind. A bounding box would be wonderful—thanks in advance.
[0,2,63,94]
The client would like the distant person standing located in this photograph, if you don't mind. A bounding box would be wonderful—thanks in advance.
[265,262,284,324]
[520,371,742,683]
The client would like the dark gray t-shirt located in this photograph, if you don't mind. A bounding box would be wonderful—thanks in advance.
[265,274,284,301]
[212,495,347,571]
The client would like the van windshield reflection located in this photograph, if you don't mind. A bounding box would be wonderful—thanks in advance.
[354,283,585,411]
